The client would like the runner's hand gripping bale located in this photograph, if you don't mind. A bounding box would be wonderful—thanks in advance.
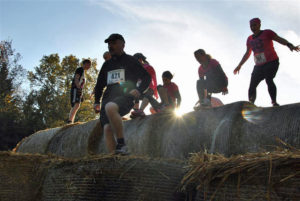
[234,18,300,106]
[93,33,151,155]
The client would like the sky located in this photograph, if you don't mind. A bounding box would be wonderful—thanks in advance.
[1,0,300,114]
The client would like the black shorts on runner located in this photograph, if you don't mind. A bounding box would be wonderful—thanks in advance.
[70,88,83,107]
[100,94,135,127]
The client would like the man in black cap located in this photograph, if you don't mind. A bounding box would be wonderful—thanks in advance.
[94,33,151,154]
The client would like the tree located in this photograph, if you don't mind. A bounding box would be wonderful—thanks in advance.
[0,40,26,150]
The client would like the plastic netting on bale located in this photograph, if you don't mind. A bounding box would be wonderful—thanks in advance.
[181,144,300,201]
[0,152,186,201]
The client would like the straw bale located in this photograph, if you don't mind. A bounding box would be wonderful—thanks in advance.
[15,120,102,158]
[181,149,300,201]
[15,101,300,159]
[15,127,62,154]
[46,119,102,158]
[0,151,186,201]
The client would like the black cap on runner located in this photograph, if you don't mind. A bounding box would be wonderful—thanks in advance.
[104,33,125,43]
[133,53,147,61]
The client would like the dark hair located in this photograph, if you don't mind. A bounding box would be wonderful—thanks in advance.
[83,59,91,65]
[194,49,212,60]
[162,71,173,80]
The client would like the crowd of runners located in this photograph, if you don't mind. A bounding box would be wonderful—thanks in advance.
[67,18,300,154]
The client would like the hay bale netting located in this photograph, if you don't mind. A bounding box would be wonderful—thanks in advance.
[0,152,50,201]
[16,120,102,158]
[239,103,300,153]
[0,152,186,201]
[181,151,300,201]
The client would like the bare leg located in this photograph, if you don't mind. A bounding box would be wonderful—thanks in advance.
[68,103,80,123]
[204,89,208,99]
[157,87,169,104]
[139,98,150,111]
[105,102,124,139]
[103,124,116,153]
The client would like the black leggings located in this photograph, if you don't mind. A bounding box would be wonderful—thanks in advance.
[248,60,279,103]
[197,77,227,101]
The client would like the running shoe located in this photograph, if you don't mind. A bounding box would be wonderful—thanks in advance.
[66,120,73,124]
[115,144,129,155]
[130,109,146,118]
[200,98,211,107]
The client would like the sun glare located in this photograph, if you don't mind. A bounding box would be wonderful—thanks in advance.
[174,108,184,117]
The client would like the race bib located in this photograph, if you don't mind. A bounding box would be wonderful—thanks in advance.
[107,69,125,85]
[254,52,267,65]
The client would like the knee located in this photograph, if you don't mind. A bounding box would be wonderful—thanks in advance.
[265,78,275,86]
[104,124,113,135]
[105,102,118,115]
[157,85,166,93]
[74,103,80,109]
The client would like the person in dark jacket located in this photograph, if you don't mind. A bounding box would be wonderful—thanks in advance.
[94,33,151,154]
[194,49,228,109]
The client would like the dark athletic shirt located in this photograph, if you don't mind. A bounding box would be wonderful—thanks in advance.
[94,53,151,104]
[71,67,85,89]
[198,59,227,84]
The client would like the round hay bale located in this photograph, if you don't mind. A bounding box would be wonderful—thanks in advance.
[16,101,300,159]
[16,120,102,158]
[15,127,62,154]
[46,119,102,158]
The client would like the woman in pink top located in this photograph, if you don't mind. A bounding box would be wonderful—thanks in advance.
[234,18,300,106]
[194,49,228,108]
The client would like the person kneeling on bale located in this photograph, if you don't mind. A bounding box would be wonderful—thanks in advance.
[194,49,228,110]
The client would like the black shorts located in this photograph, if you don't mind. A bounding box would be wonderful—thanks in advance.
[251,60,279,81]
[100,94,135,127]
[70,88,82,107]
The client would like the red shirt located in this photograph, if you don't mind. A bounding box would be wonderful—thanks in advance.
[247,29,279,66]
[163,82,179,102]
[198,59,220,78]
[143,63,158,99]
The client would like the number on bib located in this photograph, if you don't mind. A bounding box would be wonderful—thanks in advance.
[254,52,267,65]
[107,69,125,85]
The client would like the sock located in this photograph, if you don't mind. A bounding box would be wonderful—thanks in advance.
[117,138,125,145]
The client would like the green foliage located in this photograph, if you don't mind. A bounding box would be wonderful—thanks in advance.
[0,40,27,150]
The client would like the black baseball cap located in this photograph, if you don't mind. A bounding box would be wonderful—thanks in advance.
[133,53,146,61]
[104,33,125,43]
